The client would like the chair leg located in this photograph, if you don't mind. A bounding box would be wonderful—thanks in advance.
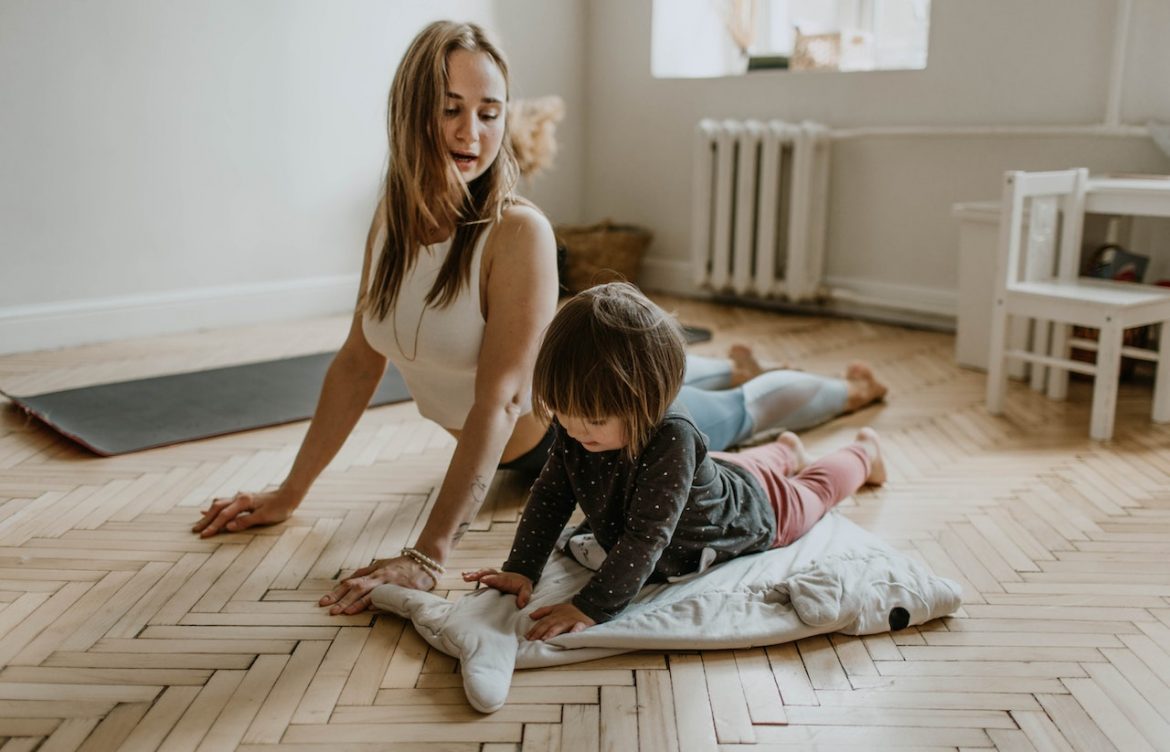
[1090,320,1123,441]
[1030,318,1050,392]
[1007,315,1030,381]
[1154,323,1170,423]
[1048,322,1071,401]
[986,303,1010,415]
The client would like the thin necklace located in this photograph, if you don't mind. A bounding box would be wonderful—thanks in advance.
[391,242,437,362]
[392,302,427,362]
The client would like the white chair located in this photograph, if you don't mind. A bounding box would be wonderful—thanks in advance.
[985,168,1170,441]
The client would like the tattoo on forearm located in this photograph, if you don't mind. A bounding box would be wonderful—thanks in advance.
[472,475,488,504]
[452,475,490,544]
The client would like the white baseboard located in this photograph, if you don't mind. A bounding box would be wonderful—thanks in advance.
[0,275,360,355]
[822,275,957,321]
[3,266,959,355]
[638,256,698,295]
[638,258,958,330]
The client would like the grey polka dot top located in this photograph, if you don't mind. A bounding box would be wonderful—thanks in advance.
[502,407,776,623]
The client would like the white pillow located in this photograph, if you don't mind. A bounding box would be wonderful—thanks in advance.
[371,513,961,713]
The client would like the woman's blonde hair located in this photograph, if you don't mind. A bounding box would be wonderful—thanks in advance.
[533,283,686,458]
[363,20,521,320]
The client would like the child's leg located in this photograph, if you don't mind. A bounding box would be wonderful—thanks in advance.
[713,429,883,547]
[711,432,805,476]
[777,447,869,545]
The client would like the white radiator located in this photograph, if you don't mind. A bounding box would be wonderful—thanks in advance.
[690,119,831,302]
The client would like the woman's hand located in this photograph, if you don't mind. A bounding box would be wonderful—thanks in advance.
[525,602,595,641]
[192,487,301,538]
[462,568,534,608]
[319,556,437,615]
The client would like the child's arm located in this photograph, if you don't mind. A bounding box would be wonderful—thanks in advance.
[499,432,577,585]
[570,420,699,624]
[524,602,594,640]
[462,569,534,607]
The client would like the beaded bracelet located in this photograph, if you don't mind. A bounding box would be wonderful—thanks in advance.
[401,547,445,579]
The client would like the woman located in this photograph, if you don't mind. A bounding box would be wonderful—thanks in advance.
[192,20,886,615]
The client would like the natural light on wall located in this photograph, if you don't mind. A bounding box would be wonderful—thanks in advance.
[652,0,930,78]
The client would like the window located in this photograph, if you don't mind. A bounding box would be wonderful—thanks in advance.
[652,0,931,78]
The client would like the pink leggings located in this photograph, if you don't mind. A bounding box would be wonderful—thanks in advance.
[711,442,871,547]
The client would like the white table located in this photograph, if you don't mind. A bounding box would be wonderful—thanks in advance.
[1085,176,1170,218]
[954,175,1170,371]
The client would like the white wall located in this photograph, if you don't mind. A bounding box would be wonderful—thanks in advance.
[584,0,1170,323]
[493,3,587,223]
[7,0,1170,355]
[0,0,585,354]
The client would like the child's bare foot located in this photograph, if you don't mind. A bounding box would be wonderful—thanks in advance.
[854,427,887,486]
[844,362,888,412]
[728,344,792,387]
[776,431,808,474]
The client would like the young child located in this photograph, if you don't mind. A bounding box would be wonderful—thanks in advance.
[463,283,886,640]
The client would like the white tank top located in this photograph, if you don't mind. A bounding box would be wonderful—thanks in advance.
[362,227,492,429]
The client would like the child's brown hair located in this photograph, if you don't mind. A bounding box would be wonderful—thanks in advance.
[533,282,686,457]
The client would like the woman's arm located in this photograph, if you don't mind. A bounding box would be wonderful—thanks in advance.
[322,204,559,613]
[193,206,388,537]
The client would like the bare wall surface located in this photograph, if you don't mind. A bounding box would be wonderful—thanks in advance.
[584,0,1170,314]
[0,0,585,353]
[826,136,1170,289]
[493,2,587,225]
[6,0,1169,352]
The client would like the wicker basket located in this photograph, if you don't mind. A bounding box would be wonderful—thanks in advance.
[555,220,653,293]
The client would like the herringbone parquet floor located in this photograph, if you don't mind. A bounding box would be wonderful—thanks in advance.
[2,296,1170,751]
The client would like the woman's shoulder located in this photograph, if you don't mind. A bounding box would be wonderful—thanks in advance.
[482,200,556,272]
[493,200,553,238]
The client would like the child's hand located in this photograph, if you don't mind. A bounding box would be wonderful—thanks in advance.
[461,568,534,608]
[526,602,596,641]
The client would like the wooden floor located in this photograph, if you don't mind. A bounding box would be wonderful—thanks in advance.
[2,297,1170,751]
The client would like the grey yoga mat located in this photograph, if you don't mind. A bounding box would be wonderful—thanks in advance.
[2,353,411,456]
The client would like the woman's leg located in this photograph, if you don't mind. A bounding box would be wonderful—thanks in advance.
[683,354,735,390]
[678,369,851,450]
[683,345,784,390]
[842,362,888,412]
[713,428,885,546]
[676,385,752,452]
[741,369,851,435]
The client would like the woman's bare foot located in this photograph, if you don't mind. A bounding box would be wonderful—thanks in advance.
[854,427,887,486]
[776,431,808,474]
[728,344,792,387]
[844,362,889,412]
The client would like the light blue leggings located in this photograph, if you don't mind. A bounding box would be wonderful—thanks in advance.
[679,354,849,451]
